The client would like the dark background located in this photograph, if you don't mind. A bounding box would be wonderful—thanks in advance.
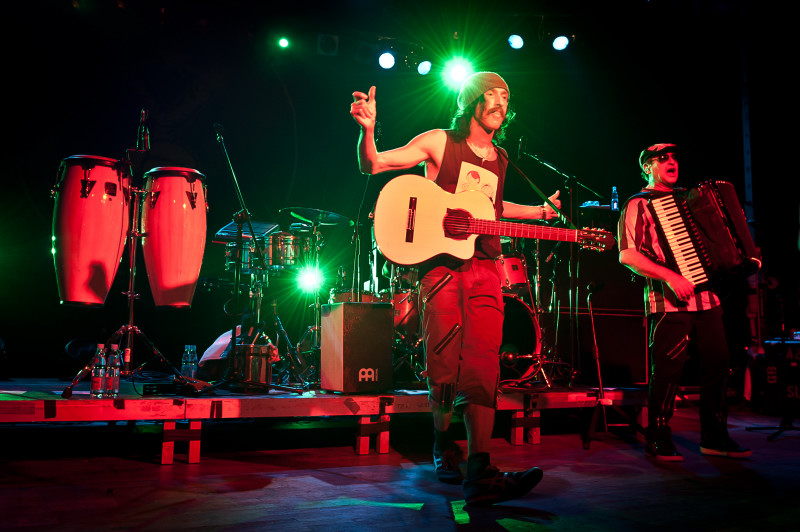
[1,0,796,380]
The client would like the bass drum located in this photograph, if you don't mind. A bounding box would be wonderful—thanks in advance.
[51,155,130,306]
[500,296,541,377]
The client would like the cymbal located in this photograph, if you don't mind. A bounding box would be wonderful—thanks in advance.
[280,207,353,226]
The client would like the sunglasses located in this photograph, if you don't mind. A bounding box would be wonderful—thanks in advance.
[652,152,678,163]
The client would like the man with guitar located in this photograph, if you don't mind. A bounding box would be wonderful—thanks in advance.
[617,143,751,461]
[350,72,560,506]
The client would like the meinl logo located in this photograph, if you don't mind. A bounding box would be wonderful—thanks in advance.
[358,368,378,382]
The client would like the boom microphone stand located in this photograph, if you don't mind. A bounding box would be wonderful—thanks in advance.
[513,141,603,375]
[199,124,300,394]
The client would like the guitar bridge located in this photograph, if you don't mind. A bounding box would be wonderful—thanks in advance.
[405,196,416,243]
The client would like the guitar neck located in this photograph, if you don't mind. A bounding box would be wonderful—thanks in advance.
[470,219,580,243]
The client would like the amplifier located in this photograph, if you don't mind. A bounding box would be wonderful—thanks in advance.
[749,339,800,414]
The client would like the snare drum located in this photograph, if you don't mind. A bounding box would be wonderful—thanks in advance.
[495,254,529,295]
[51,155,130,306]
[224,239,270,274]
[270,231,311,269]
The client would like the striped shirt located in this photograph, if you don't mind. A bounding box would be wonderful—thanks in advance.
[617,190,720,315]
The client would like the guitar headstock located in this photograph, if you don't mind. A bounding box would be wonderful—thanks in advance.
[578,228,615,252]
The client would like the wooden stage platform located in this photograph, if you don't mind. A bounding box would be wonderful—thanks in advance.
[0,379,647,464]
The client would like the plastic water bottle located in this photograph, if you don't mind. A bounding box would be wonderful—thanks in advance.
[610,186,619,211]
[90,344,107,399]
[181,345,198,379]
[105,344,121,397]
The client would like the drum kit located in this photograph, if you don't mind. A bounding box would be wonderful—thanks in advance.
[50,153,567,392]
[51,112,574,395]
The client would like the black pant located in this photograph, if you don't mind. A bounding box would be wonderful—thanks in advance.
[647,306,731,442]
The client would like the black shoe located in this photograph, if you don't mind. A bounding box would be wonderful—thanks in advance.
[433,446,464,484]
[645,439,684,462]
[700,438,752,458]
[463,463,543,506]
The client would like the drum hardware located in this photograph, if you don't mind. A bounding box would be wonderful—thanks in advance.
[197,123,301,395]
[511,146,607,380]
[392,333,425,384]
[280,206,354,357]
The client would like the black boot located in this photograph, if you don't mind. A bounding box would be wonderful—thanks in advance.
[646,381,683,462]
[463,452,543,506]
[700,411,752,458]
[645,418,683,462]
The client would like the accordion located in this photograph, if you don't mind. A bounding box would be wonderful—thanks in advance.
[649,180,761,288]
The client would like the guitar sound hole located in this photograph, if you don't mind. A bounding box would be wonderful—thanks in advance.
[443,208,470,240]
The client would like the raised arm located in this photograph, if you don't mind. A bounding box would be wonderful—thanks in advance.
[350,85,445,175]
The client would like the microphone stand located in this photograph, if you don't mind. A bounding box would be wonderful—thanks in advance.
[199,124,300,395]
[582,284,645,449]
[512,146,604,376]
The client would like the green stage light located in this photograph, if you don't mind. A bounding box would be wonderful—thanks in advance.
[443,58,474,90]
[278,37,289,48]
[298,266,324,293]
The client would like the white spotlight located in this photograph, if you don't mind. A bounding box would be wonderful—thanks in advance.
[552,35,569,51]
[378,52,395,69]
[508,34,524,49]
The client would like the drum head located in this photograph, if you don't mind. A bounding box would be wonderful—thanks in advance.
[144,167,206,182]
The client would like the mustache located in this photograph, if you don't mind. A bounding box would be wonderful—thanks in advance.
[487,106,507,118]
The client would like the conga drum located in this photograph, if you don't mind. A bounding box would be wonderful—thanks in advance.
[51,155,130,306]
[141,167,207,307]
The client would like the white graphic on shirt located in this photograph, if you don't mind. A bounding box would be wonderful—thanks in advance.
[456,162,499,204]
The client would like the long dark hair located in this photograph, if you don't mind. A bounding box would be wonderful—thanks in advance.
[449,95,516,144]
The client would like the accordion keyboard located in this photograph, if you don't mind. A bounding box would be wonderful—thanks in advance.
[650,194,710,286]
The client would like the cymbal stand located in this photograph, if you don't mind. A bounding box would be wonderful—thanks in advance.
[297,222,324,358]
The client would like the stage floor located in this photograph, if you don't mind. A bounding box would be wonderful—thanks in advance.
[1,378,649,463]
[0,390,797,531]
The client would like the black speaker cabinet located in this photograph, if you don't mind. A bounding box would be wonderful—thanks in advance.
[321,302,393,392]
[576,309,650,387]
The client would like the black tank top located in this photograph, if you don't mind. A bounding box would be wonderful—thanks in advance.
[435,130,507,259]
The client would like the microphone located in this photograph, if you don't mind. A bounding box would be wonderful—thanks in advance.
[137,109,150,151]
[517,136,526,163]
[213,122,225,142]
